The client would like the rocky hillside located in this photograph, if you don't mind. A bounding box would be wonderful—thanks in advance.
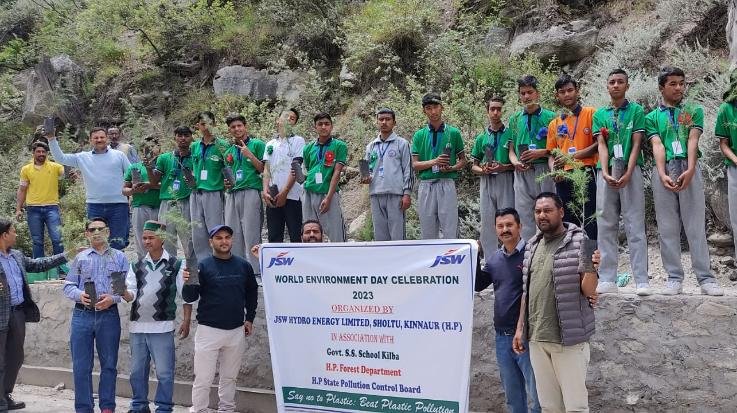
[0,0,733,249]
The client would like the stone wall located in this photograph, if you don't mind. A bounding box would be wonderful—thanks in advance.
[25,283,737,412]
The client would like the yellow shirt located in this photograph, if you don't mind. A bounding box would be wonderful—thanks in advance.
[19,160,64,205]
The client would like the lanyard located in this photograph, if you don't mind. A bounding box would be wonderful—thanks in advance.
[525,112,540,141]
[376,140,390,159]
[317,143,327,162]
[487,128,501,150]
[568,114,581,142]
[667,108,679,133]
[199,141,213,164]
[236,137,250,162]
[430,128,444,156]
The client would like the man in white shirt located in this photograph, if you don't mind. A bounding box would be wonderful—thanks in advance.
[123,221,193,413]
[262,110,306,242]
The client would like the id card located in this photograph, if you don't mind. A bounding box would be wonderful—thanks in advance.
[672,140,684,155]
[172,179,180,191]
[236,170,243,181]
[613,144,624,159]
[432,165,440,173]
[378,166,384,177]
[200,170,208,181]
[315,172,324,184]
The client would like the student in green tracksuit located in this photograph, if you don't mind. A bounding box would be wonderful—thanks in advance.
[593,69,650,296]
[411,93,467,239]
[223,114,265,273]
[507,75,557,241]
[148,126,198,277]
[471,96,514,256]
[123,159,161,259]
[190,111,229,261]
[302,113,347,242]
[646,66,722,296]
[716,69,737,278]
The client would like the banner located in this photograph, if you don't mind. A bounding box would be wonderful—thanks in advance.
[260,240,478,413]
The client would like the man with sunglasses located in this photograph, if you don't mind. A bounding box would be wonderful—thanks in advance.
[63,217,130,413]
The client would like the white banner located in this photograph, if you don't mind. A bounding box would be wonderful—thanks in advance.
[260,240,478,413]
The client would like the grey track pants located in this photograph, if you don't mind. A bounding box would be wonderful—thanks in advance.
[514,163,555,241]
[651,165,715,284]
[225,189,263,273]
[479,172,514,256]
[131,205,159,259]
[158,198,197,275]
[190,190,224,261]
[595,166,648,284]
[370,194,405,241]
[418,179,458,239]
[302,191,346,242]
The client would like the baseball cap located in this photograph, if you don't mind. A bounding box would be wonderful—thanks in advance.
[208,224,233,238]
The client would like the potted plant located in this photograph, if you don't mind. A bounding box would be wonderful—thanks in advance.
[539,148,600,272]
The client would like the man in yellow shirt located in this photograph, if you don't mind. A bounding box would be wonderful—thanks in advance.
[16,141,66,260]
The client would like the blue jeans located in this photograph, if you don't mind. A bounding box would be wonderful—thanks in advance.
[129,331,175,413]
[26,205,64,258]
[496,331,541,413]
[70,306,121,413]
[86,202,130,250]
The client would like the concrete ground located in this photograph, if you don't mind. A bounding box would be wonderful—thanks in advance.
[12,383,190,412]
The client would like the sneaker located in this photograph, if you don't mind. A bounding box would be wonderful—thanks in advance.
[596,281,618,294]
[662,281,682,295]
[700,283,724,296]
[5,394,24,410]
[635,283,652,296]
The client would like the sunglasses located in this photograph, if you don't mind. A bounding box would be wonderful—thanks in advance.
[87,227,107,233]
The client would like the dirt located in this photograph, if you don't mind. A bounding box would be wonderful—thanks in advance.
[11,383,190,412]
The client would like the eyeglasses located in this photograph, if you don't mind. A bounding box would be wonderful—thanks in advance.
[87,227,107,233]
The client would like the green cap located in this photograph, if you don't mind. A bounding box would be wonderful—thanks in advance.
[143,220,166,232]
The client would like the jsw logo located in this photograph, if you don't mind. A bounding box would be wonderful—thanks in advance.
[430,249,466,267]
[267,252,295,268]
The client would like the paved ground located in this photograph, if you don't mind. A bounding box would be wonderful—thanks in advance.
[12,383,190,412]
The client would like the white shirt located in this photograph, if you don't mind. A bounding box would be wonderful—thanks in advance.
[125,250,190,334]
[263,135,306,201]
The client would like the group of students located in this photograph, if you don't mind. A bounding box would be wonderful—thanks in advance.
[7,63,737,413]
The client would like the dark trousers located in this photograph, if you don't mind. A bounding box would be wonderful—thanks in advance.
[555,168,598,240]
[0,309,26,409]
[266,199,303,242]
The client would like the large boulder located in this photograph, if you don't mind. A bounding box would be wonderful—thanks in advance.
[21,55,86,127]
[482,24,512,54]
[510,20,598,65]
[213,66,304,102]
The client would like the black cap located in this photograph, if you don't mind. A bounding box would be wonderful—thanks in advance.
[421,93,442,107]
[208,224,233,238]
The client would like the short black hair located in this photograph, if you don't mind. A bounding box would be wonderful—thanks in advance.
[376,108,396,121]
[289,108,300,122]
[658,66,685,87]
[486,95,505,110]
[495,207,520,224]
[608,68,629,82]
[421,93,442,107]
[517,74,539,90]
[225,114,247,126]
[535,192,564,209]
[0,218,13,236]
[301,219,323,234]
[174,126,193,136]
[32,141,50,152]
[89,127,107,137]
[554,74,578,91]
[313,112,332,124]
[85,217,109,230]
[196,111,216,125]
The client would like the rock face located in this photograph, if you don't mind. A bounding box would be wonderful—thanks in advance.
[21,55,86,127]
[213,66,303,102]
[510,20,598,65]
[25,283,737,412]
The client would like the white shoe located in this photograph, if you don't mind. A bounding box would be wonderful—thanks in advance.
[662,281,682,295]
[596,281,618,294]
[700,283,724,296]
[635,283,652,296]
